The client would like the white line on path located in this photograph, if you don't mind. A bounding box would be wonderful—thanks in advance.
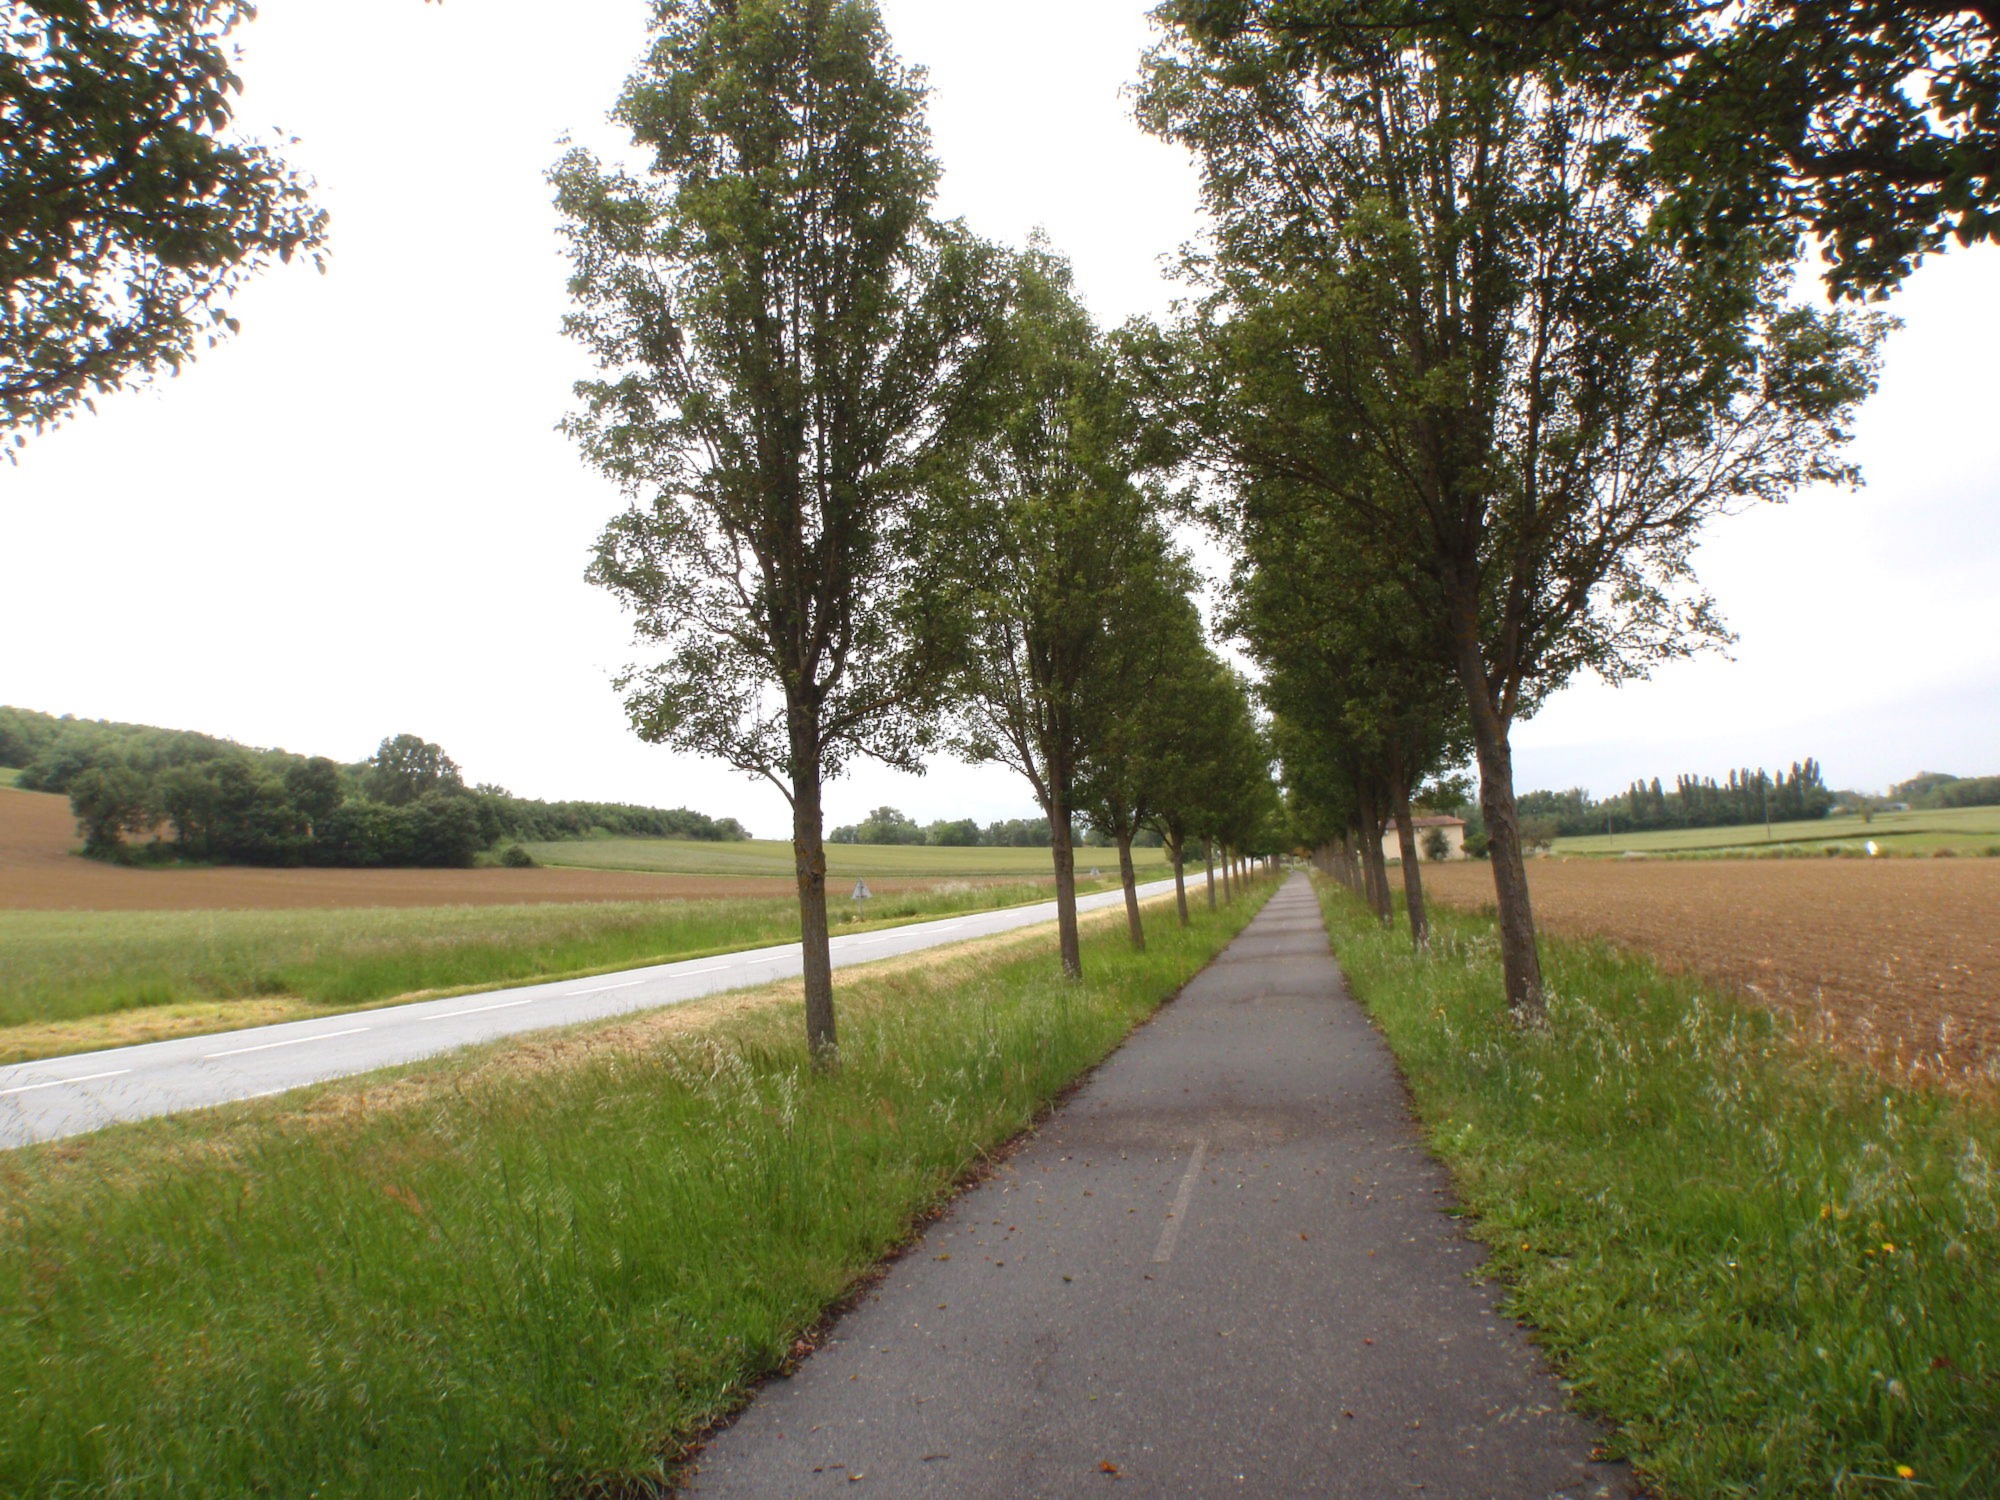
[0,1068,131,1097]
[433,998,535,1019]
[205,1027,371,1059]
[1152,1136,1209,1265]
[564,979,645,997]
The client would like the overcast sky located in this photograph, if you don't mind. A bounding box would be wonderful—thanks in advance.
[2,0,1993,837]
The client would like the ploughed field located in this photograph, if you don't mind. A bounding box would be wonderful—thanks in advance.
[1423,858,2000,1084]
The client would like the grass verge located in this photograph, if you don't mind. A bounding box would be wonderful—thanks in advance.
[1315,880,2000,1498]
[0,877,1138,1052]
[0,883,1272,1498]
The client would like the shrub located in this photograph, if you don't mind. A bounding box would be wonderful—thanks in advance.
[500,843,537,869]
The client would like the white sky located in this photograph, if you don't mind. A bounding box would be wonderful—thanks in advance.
[1,0,1993,836]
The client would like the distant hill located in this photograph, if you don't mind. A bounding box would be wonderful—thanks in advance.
[0,705,748,869]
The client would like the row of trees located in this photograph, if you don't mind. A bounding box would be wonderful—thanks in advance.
[826,808,1163,850]
[558,0,1286,1064]
[1136,3,1886,1014]
[2,710,747,865]
[1516,760,1837,840]
[1888,772,2000,811]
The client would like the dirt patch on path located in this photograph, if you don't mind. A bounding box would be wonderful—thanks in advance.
[0,787,966,911]
[1422,858,2000,1086]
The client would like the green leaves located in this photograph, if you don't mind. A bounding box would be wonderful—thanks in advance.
[0,0,328,438]
[558,0,998,788]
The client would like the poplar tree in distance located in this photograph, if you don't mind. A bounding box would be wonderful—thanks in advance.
[555,0,995,1066]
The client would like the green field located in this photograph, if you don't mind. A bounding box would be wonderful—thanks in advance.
[1552,803,2000,858]
[0,879,1131,1054]
[523,834,1174,880]
[1320,881,2000,1497]
[0,767,21,788]
[0,883,1273,1498]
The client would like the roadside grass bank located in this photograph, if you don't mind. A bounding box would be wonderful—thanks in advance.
[0,881,1274,1498]
[0,878,1134,1057]
[524,833,1175,880]
[1316,881,2000,1498]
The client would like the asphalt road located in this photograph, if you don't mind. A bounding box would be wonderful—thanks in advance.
[0,877,1180,1150]
[685,875,1635,1500]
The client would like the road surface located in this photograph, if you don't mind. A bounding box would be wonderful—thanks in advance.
[0,878,1180,1150]
[686,875,1635,1499]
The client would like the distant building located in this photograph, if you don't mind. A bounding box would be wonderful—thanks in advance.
[1382,815,1467,863]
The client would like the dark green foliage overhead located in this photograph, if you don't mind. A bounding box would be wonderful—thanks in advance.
[1156,0,2000,299]
[1,0,329,438]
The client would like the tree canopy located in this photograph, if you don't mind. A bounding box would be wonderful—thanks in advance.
[558,0,995,1062]
[1156,0,2000,300]
[1,0,329,440]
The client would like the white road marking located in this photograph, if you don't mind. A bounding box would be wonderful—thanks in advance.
[681,964,736,976]
[1153,1137,1209,1265]
[0,1068,131,1097]
[434,998,535,1019]
[564,979,645,997]
[205,1027,371,1059]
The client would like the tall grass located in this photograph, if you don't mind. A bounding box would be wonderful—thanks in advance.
[0,884,1272,1498]
[0,879,1124,1031]
[1317,882,2000,1498]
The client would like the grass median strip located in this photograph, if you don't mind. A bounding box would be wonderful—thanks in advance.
[0,883,1271,1499]
[0,877,1134,1062]
[1315,879,2000,1499]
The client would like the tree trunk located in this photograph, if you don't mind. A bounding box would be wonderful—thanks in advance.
[1388,767,1430,951]
[1116,828,1144,951]
[1221,844,1234,902]
[1450,628,1545,1022]
[1204,839,1217,909]
[1169,833,1190,926]
[1049,786,1083,979]
[790,756,837,1069]
[1357,785,1393,926]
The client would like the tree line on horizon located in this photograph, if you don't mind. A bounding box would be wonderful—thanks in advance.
[0,707,747,867]
[826,807,1164,851]
[1516,760,1838,842]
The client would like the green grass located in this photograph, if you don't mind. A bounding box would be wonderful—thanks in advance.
[0,880,1135,1036]
[0,767,21,788]
[1553,803,2000,858]
[524,834,1173,880]
[1317,881,2000,1498]
[0,883,1273,1498]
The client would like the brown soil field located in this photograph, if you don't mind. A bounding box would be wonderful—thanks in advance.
[1423,858,2000,1086]
[0,786,959,912]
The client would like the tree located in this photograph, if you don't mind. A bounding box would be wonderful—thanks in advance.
[557,0,995,1065]
[1,0,330,440]
[1075,534,1205,952]
[943,242,1165,979]
[68,764,152,855]
[365,734,463,808]
[1158,0,2000,301]
[854,805,925,845]
[1142,16,1883,1017]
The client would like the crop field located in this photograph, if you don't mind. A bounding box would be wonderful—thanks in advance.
[0,785,1100,912]
[1550,803,2000,858]
[522,833,1173,880]
[1424,858,2000,1084]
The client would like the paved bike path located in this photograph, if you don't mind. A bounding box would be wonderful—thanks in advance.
[686,875,1634,1499]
